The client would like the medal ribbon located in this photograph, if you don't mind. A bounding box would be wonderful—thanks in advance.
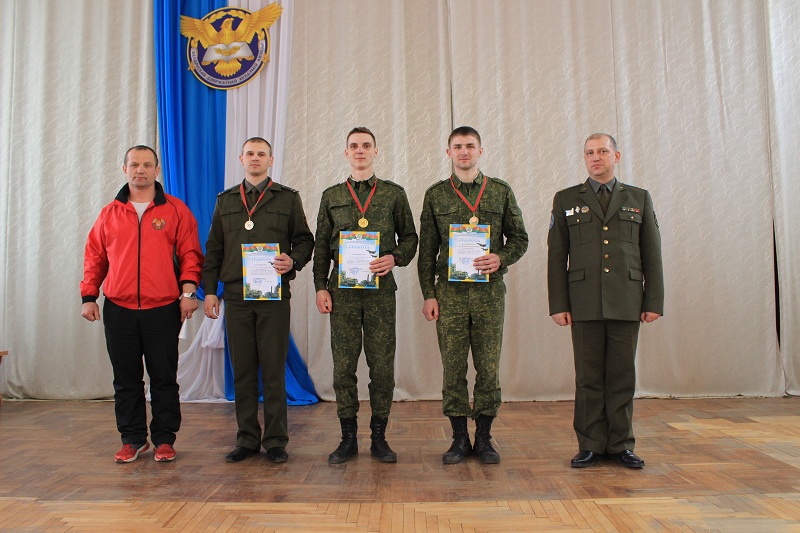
[239,179,272,218]
[346,178,377,218]
[449,176,487,217]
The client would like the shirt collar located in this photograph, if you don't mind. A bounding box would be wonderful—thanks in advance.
[348,174,376,188]
[244,178,270,193]
[452,170,484,191]
[588,176,616,194]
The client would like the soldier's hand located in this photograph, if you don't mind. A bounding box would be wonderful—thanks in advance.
[205,295,220,319]
[273,253,294,275]
[473,253,501,275]
[551,312,572,326]
[422,298,439,321]
[641,312,661,323]
[81,302,101,322]
[369,254,396,276]
[316,290,333,314]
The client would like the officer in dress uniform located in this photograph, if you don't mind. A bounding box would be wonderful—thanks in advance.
[548,133,664,468]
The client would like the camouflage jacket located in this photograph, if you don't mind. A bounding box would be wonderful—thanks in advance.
[313,175,418,292]
[417,172,529,299]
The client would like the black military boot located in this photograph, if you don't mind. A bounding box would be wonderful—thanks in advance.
[369,416,397,462]
[328,417,358,464]
[473,414,500,464]
[442,416,472,464]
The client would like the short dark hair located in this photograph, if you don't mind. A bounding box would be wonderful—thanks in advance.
[448,126,481,147]
[242,137,273,156]
[585,133,618,151]
[346,127,376,146]
[124,145,159,167]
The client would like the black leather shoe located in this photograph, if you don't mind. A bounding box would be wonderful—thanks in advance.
[225,446,259,463]
[570,450,600,468]
[266,447,288,463]
[612,450,644,468]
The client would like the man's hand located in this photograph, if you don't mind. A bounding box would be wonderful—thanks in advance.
[551,312,572,326]
[180,297,198,322]
[473,253,501,275]
[205,295,220,319]
[641,312,661,323]
[273,253,294,275]
[422,298,439,321]
[369,254,396,277]
[81,302,101,322]
[316,290,333,314]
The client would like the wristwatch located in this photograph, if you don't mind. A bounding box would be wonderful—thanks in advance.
[180,292,197,300]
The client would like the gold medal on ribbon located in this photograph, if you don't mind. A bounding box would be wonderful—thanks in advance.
[347,178,377,231]
[450,176,487,229]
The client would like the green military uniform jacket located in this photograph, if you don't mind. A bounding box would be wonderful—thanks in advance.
[313,176,418,291]
[547,179,664,321]
[418,172,529,299]
[203,179,314,300]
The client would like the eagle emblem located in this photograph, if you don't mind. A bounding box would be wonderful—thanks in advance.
[180,3,283,90]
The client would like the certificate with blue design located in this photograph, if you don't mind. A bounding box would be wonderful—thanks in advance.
[242,243,281,300]
[448,224,490,282]
[338,231,380,289]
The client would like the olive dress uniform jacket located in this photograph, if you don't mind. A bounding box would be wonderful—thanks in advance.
[203,180,314,299]
[547,179,664,321]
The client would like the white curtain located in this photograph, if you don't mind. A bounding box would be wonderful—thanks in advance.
[3,0,798,401]
[0,0,158,398]
[768,0,800,394]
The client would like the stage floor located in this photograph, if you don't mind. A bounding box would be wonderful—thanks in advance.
[1,398,799,531]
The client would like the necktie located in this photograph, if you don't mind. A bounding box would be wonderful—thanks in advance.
[249,188,260,208]
[598,185,610,214]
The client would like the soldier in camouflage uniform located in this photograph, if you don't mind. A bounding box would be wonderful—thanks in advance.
[314,127,418,464]
[418,126,528,465]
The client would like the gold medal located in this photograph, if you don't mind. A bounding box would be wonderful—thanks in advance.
[244,220,254,230]
[358,217,369,228]
[469,216,479,226]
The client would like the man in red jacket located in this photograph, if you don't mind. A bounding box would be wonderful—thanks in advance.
[81,145,204,463]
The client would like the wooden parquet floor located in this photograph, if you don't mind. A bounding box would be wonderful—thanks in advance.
[1,398,800,532]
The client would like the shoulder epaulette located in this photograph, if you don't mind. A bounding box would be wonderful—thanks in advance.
[424,178,450,194]
[276,183,299,194]
[218,184,239,196]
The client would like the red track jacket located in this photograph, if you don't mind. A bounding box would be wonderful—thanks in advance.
[81,182,204,310]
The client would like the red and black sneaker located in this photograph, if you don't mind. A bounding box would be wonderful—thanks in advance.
[154,444,176,462]
[115,442,149,463]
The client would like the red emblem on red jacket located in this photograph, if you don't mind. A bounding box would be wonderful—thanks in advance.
[152,218,166,230]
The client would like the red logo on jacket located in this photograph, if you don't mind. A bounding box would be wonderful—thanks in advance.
[152,218,166,230]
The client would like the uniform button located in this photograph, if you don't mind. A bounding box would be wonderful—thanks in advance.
[576,219,580,222]
[604,268,610,273]
[603,239,609,245]
[603,226,608,231]
[630,216,635,220]
[604,254,609,259]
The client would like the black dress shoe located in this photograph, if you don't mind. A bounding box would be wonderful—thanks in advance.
[570,450,600,468]
[225,446,259,463]
[266,447,288,463]
[612,449,644,468]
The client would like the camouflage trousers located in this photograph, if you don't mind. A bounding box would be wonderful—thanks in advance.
[435,280,506,418]
[329,284,396,419]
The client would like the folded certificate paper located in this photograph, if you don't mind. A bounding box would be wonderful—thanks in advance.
[448,224,490,282]
[338,231,380,289]
[242,243,281,300]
